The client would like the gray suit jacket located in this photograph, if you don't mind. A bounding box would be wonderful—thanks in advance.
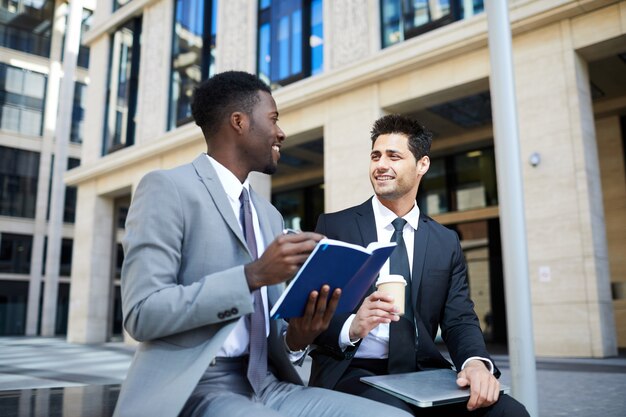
[113,154,302,417]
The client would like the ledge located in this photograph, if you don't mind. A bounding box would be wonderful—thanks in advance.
[65,123,202,186]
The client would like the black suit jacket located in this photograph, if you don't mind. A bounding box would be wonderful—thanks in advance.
[309,198,499,389]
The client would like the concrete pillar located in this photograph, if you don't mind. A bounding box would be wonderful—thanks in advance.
[25,0,69,335]
[134,0,172,145]
[67,183,114,343]
[41,0,84,336]
[323,85,382,212]
[215,0,257,73]
[327,0,373,70]
[513,21,617,356]
[596,116,626,347]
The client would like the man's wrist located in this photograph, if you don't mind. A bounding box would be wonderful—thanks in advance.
[461,357,494,374]
[339,314,359,349]
[283,333,309,354]
[244,263,263,290]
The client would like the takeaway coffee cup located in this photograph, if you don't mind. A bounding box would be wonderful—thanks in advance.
[375,274,407,315]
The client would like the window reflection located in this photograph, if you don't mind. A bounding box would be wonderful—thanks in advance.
[0,63,47,137]
[381,0,483,48]
[418,147,497,215]
[0,145,40,218]
[71,83,86,143]
[0,233,33,274]
[0,0,54,57]
[258,0,324,88]
[169,0,217,129]
[103,17,142,155]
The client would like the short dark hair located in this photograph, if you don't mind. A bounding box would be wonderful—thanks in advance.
[370,114,432,160]
[191,71,272,138]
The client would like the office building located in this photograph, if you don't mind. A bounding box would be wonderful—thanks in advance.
[65,0,626,356]
[0,0,94,337]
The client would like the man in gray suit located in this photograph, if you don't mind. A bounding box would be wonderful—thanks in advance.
[114,71,412,417]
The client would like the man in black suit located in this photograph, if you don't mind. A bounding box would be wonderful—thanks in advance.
[309,114,528,416]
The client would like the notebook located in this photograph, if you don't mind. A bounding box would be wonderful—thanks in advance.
[360,369,510,408]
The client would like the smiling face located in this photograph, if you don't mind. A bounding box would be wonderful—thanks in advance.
[244,90,285,175]
[370,133,430,208]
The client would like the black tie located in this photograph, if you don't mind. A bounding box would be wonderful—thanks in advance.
[387,217,417,373]
[240,188,267,393]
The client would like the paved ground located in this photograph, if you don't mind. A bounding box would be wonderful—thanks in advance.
[1,337,625,416]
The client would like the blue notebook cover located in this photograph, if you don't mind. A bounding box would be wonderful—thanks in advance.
[270,238,397,319]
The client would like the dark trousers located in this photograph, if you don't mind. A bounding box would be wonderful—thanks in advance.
[334,359,529,417]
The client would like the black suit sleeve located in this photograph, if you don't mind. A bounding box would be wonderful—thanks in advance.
[439,231,499,377]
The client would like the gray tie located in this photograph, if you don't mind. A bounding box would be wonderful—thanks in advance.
[239,188,267,393]
[387,217,417,373]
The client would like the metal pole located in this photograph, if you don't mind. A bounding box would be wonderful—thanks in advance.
[484,1,538,415]
[41,0,84,336]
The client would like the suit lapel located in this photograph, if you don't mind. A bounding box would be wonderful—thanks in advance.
[411,213,430,309]
[356,198,379,296]
[355,198,378,245]
[192,154,249,254]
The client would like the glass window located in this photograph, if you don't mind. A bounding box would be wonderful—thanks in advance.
[418,158,448,215]
[46,156,80,223]
[258,0,324,88]
[42,238,73,277]
[0,0,54,57]
[381,0,483,48]
[452,148,497,211]
[0,280,29,335]
[63,158,80,223]
[23,71,46,98]
[169,0,217,129]
[310,0,323,75]
[103,17,142,155]
[0,233,33,274]
[418,146,497,215]
[272,183,324,232]
[0,146,40,218]
[0,63,47,137]
[78,9,93,68]
[113,0,132,12]
[71,83,86,143]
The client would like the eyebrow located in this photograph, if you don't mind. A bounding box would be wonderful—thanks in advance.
[371,148,402,154]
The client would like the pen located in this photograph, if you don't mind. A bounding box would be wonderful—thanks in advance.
[283,228,300,235]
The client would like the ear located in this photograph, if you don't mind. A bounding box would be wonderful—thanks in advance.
[417,155,430,176]
[230,112,248,134]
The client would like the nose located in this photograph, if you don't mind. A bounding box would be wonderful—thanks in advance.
[277,125,286,143]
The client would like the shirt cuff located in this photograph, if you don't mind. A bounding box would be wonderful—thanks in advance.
[338,314,360,350]
[461,356,494,374]
[283,333,311,364]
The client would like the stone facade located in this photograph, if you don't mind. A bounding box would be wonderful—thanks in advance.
[67,0,626,355]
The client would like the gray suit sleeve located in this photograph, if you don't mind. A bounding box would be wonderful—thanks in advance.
[121,171,254,342]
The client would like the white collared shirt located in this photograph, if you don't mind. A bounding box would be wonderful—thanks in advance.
[339,197,419,358]
[207,155,270,357]
[338,196,493,373]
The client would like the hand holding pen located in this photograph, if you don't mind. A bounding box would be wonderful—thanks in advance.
[245,228,323,289]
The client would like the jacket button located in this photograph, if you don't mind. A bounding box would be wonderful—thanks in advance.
[224,310,231,317]
[217,312,225,319]
[231,308,238,315]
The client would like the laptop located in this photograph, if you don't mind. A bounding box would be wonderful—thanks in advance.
[360,369,510,408]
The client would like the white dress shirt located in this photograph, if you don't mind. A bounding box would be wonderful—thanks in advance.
[338,196,493,372]
[338,197,418,358]
[208,155,270,357]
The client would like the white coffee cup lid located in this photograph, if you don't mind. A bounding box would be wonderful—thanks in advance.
[375,274,407,287]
